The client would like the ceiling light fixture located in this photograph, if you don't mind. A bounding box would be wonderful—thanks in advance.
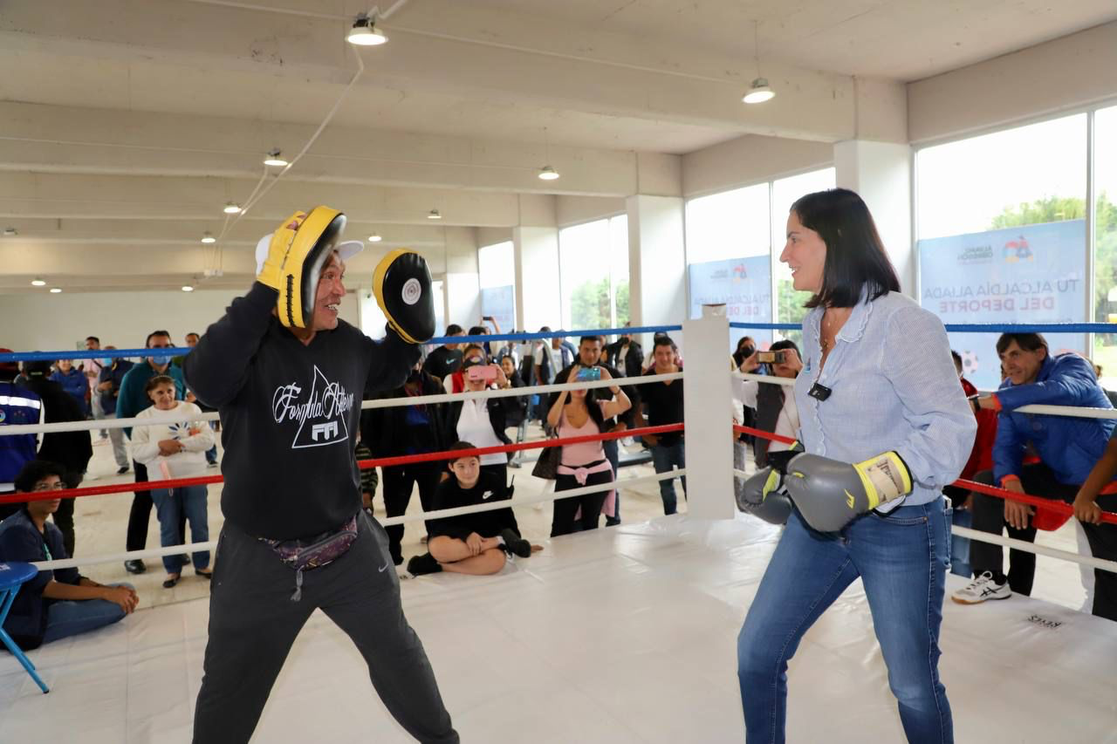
[182,285,195,292]
[31,278,46,287]
[200,231,216,244]
[368,233,383,242]
[347,14,388,46]
[427,209,442,220]
[2,227,16,236]
[263,149,288,167]
[742,21,775,105]
[50,287,62,294]
[538,127,560,181]
[223,202,242,214]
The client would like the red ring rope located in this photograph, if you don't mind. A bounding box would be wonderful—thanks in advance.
[0,423,684,505]
[732,424,1117,525]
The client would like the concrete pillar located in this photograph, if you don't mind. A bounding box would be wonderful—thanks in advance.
[834,141,914,297]
[627,194,687,351]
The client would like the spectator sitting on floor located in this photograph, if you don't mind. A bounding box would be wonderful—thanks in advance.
[442,344,487,394]
[19,360,93,558]
[130,375,214,588]
[407,442,536,577]
[953,333,1117,622]
[0,460,137,650]
[49,357,89,417]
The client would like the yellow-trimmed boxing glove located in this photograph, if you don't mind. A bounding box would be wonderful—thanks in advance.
[784,451,913,532]
[257,206,347,328]
[373,249,435,344]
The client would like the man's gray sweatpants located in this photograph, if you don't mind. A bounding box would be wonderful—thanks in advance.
[192,511,459,744]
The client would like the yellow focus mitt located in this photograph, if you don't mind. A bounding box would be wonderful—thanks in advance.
[256,206,347,328]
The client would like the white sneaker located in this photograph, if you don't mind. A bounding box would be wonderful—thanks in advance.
[952,571,1011,604]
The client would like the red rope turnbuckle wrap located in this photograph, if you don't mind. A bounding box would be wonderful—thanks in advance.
[0,424,684,506]
[732,424,1117,526]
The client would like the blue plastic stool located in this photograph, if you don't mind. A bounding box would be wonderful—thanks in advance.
[0,561,50,694]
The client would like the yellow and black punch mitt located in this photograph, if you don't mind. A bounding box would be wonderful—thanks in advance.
[256,206,347,328]
[373,249,435,344]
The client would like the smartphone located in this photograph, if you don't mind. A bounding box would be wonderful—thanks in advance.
[758,351,786,364]
[467,364,498,382]
[576,367,602,382]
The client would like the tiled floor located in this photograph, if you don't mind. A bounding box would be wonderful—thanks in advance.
[3,515,1116,743]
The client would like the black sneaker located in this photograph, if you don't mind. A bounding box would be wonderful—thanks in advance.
[406,553,442,576]
[117,466,130,475]
[124,559,147,574]
[500,528,532,558]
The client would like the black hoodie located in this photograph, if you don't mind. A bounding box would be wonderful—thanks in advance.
[184,283,420,540]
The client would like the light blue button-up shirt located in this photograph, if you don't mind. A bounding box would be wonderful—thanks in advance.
[794,292,977,507]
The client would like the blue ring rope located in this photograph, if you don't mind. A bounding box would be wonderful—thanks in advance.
[0,324,684,363]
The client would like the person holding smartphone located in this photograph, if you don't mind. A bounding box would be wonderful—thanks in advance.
[546,363,630,536]
[736,339,804,467]
[443,358,519,493]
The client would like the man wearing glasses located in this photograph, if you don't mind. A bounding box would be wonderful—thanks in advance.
[0,460,137,649]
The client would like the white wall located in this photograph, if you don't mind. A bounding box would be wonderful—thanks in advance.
[0,287,360,352]
[908,21,1117,144]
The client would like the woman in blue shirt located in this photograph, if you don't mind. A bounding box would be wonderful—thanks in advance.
[736,189,976,743]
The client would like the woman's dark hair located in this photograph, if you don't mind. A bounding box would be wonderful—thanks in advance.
[467,325,487,336]
[769,339,800,358]
[995,333,1048,357]
[581,386,607,432]
[144,374,177,395]
[791,188,900,309]
[14,460,66,495]
[447,441,478,466]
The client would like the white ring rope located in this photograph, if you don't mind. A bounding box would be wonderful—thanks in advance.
[0,372,684,436]
[31,470,686,571]
[732,468,1117,575]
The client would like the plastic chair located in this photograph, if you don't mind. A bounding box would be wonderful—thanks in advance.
[0,561,50,694]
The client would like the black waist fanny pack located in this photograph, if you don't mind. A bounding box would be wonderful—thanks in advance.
[258,513,359,602]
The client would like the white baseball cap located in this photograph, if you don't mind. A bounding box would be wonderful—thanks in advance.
[255,234,365,275]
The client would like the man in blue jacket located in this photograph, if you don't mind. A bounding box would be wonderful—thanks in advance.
[953,333,1117,621]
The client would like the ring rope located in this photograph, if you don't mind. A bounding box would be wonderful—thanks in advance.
[732,425,1117,525]
[0,424,684,505]
[30,469,687,571]
[0,372,684,437]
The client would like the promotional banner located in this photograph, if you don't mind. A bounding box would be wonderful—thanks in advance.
[919,219,1086,390]
[688,255,773,349]
[481,285,516,333]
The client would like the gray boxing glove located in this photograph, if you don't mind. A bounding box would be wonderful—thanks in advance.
[783,451,913,532]
[736,467,792,525]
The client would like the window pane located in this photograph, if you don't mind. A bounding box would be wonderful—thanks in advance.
[609,215,630,329]
[1093,106,1117,383]
[917,115,1087,240]
[916,114,1088,389]
[772,168,836,348]
[560,219,612,331]
[478,241,514,289]
[684,183,769,264]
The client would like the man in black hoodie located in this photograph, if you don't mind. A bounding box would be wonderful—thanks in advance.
[185,207,457,744]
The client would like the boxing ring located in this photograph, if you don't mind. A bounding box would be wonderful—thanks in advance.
[2,314,1117,742]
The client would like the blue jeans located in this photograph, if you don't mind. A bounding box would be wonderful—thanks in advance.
[603,437,620,525]
[650,441,686,515]
[738,500,953,744]
[41,582,133,644]
[151,485,211,574]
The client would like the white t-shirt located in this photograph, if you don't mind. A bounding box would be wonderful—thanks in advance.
[130,401,215,480]
[456,399,506,465]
